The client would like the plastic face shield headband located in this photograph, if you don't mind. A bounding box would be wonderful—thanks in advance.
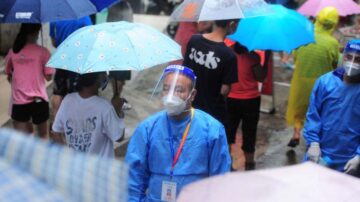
[343,41,360,77]
[151,65,196,101]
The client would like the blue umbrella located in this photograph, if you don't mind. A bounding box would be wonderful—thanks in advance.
[90,0,120,11]
[0,0,99,23]
[228,4,314,53]
[47,21,182,74]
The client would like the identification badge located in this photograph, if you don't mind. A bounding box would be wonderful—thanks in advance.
[161,181,177,202]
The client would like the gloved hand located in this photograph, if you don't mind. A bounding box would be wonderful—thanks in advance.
[344,155,360,174]
[307,142,321,163]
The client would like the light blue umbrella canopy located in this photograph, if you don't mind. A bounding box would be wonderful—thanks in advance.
[228,4,315,53]
[47,21,182,74]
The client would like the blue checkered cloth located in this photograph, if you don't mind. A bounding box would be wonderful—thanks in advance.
[0,128,128,202]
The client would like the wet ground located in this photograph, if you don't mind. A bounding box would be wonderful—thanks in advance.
[1,52,306,171]
[230,54,306,171]
[111,53,308,171]
[0,16,307,171]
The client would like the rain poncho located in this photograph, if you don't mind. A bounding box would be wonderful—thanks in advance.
[303,68,360,171]
[286,7,340,128]
[125,110,231,202]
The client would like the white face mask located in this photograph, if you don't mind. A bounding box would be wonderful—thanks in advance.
[162,93,191,116]
[344,61,360,77]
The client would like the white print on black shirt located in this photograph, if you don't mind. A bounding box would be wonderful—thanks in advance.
[189,48,221,69]
[65,117,97,152]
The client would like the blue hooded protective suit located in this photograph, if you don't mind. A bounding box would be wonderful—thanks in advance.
[303,68,360,171]
[125,109,231,202]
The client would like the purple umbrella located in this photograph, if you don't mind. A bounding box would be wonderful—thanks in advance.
[298,0,360,17]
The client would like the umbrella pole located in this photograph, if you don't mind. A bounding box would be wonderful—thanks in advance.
[114,78,119,97]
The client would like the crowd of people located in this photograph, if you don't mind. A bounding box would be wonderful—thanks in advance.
[2,2,360,202]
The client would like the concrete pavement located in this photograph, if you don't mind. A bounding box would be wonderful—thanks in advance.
[0,14,306,170]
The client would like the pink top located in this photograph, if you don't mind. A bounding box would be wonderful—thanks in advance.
[5,44,54,104]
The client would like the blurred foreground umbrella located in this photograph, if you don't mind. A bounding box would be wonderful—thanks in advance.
[0,128,128,202]
[178,163,360,202]
[298,0,360,17]
[170,0,273,22]
[0,0,100,23]
[228,5,314,53]
[0,160,68,201]
[47,21,182,74]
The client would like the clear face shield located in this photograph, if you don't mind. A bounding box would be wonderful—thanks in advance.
[152,65,196,116]
[342,40,360,77]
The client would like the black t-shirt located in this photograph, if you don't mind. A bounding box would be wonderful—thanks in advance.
[183,34,238,123]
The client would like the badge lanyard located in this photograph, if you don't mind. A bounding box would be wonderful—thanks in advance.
[167,108,194,179]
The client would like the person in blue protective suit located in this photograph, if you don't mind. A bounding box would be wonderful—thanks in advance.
[125,65,231,201]
[304,39,360,177]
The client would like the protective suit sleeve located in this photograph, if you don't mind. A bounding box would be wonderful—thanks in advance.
[208,125,231,175]
[357,144,360,156]
[125,124,150,202]
[303,79,324,145]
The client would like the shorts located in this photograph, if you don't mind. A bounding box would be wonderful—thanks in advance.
[226,97,260,152]
[109,71,131,81]
[11,99,49,124]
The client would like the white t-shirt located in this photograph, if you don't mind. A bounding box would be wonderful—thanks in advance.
[52,93,124,158]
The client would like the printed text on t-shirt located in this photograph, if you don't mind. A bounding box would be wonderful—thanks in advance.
[189,48,221,69]
[65,117,97,152]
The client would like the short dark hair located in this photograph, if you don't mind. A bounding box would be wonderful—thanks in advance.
[77,72,104,90]
[215,19,238,28]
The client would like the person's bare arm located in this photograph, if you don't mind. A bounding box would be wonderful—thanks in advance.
[220,84,231,97]
[50,132,66,145]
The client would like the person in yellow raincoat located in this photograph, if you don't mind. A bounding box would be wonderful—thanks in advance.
[287,7,340,147]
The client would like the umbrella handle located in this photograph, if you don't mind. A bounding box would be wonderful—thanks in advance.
[114,78,119,96]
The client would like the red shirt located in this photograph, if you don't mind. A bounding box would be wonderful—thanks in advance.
[175,22,198,57]
[228,53,261,100]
